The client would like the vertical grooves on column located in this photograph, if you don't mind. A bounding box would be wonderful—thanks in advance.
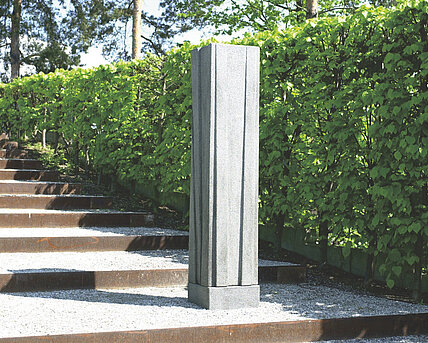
[212,44,218,286]
[238,49,248,285]
[196,49,202,284]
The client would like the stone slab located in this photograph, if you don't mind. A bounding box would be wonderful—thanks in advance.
[188,283,260,310]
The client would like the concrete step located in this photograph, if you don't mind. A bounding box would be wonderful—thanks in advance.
[0,226,186,237]
[0,194,112,209]
[0,226,188,252]
[0,149,28,158]
[0,235,189,253]
[0,169,59,181]
[0,249,304,292]
[0,159,42,169]
[0,313,426,343]
[0,141,18,150]
[0,209,154,227]
[0,180,81,195]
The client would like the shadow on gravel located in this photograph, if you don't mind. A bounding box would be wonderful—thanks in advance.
[0,268,96,292]
[7,287,197,309]
[125,249,189,264]
[6,280,423,318]
[259,283,424,320]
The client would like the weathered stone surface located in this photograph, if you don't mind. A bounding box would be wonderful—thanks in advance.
[188,283,260,310]
[188,43,260,309]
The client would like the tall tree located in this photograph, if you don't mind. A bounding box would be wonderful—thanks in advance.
[306,0,318,18]
[93,0,203,58]
[132,0,143,59]
[0,0,105,82]
[10,0,21,79]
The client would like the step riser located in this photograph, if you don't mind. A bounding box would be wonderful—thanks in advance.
[0,160,42,169]
[0,266,305,292]
[0,213,154,227]
[0,196,112,209]
[0,235,189,252]
[0,270,187,292]
[0,183,81,195]
[1,314,424,343]
[0,150,28,158]
[0,170,59,181]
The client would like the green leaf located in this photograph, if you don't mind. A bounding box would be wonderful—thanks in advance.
[392,266,402,277]
[342,245,351,258]
[394,151,402,160]
[409,222,422,233]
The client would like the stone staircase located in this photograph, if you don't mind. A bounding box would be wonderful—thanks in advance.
[0,134,426,342]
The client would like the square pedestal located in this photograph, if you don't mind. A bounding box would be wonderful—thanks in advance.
[188,283,260,310]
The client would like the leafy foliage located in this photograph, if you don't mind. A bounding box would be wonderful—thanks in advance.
[168,0,408,34]
[0,3,426,291]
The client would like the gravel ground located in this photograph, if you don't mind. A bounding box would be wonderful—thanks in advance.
[0,194,108,198]
[0,226,189,237]
[0,208,147,213]
[0,283,426,339]
[0,180,71,184]
[0,249,189,273]
[0,169,50,172]
[0,249,293,273]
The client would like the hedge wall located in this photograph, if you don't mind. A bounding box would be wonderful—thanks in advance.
[0,3,426,294]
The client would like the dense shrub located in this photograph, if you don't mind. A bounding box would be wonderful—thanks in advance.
[0,3,426,292]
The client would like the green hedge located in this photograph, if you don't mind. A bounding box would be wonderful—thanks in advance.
[0,3,426,293]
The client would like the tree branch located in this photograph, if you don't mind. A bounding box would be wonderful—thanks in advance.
[141,34,165,56]
[318,6,357,15]
[264,0,305,13]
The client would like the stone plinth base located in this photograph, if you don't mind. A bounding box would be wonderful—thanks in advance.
[188,283,260,310]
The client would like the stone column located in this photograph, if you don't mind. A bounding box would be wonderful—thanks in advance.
[188,43,260,310]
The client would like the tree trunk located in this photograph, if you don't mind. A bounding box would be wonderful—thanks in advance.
[306,0,318,19]
[42,107,47,148]
[132,0,143,59]
[11,0,22,79]
[42,129,47,148]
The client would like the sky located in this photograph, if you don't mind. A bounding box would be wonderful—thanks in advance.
[80,0,209,68]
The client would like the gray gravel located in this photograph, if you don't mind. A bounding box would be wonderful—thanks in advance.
[0,208,147,213]
[0,194,108,198]
[0,283,426,339]
[0,226,189,237]
[0,222,426,341]
[0,249,189,273]
[0,180,72,184]
[0,249,294,273]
